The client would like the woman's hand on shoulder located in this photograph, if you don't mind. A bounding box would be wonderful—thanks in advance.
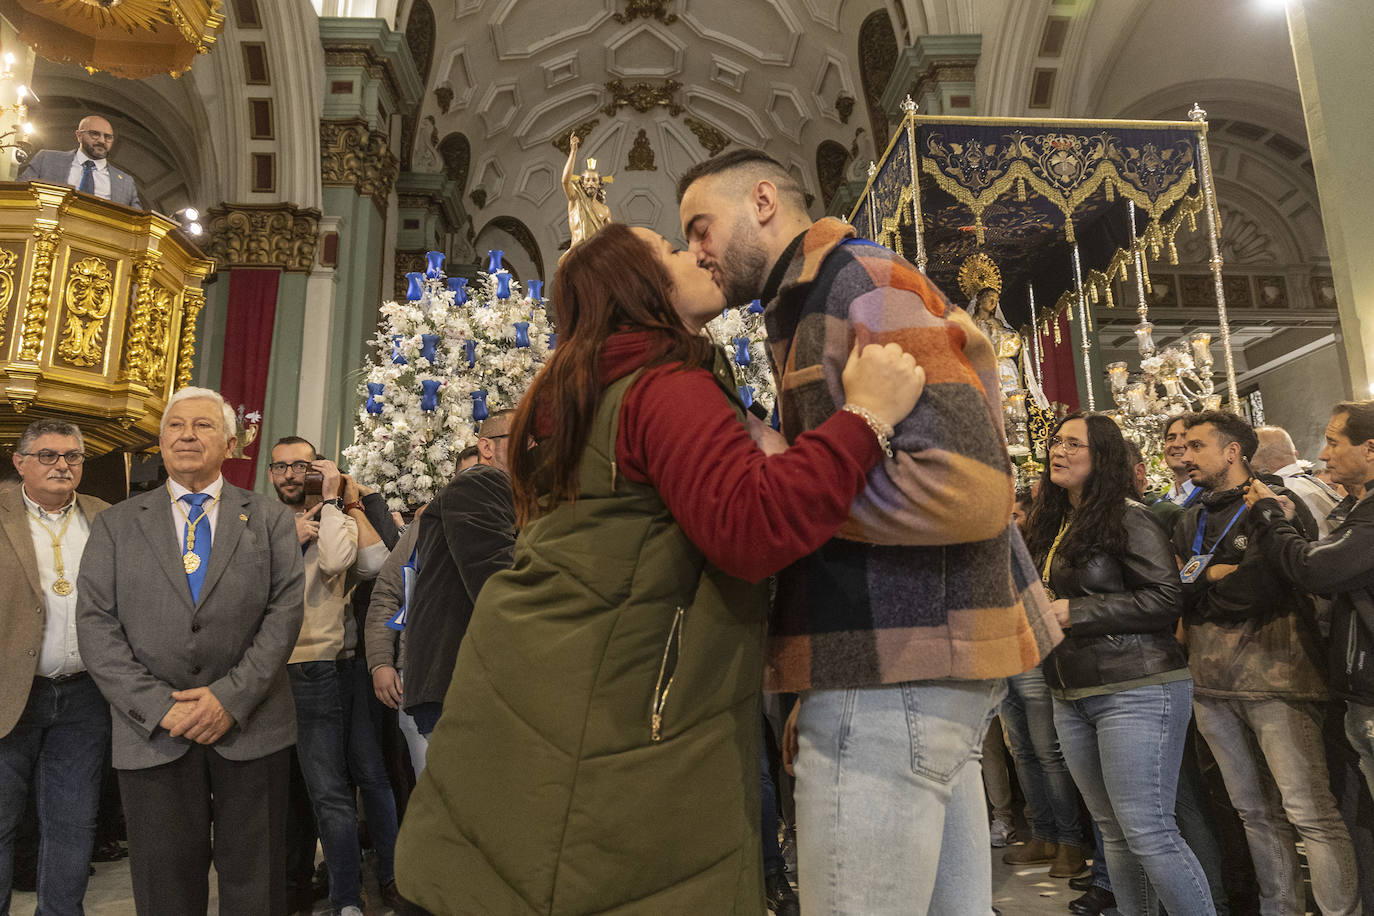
[841,342,926,429]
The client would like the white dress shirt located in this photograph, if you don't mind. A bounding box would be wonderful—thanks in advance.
[167,475,225,552]
[1163,478,1198,506]
[66,149,112,200]
[23,487,92,677]
[1274,461,1340,538]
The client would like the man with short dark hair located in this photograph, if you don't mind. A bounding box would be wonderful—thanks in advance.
[678,149,1059,912]
[1160,414,1200,507]
[403,412,517,736]
[1175,410,1359,916]
[77,387,305,915]
[1247,401,1374,803]
[269,436,391,916]
[0,419,109,913]
[19,114,142,208]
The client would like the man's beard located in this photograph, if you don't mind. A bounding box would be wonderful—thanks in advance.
[1196,466,1231,492]
[716,216,769,307]
[275,483,305,507]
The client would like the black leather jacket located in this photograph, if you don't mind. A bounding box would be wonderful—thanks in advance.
[1042,501,1189,692]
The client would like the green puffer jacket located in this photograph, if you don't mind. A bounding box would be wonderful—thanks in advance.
[395,368,769,915]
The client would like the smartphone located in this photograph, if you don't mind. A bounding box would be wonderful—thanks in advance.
[304,469,324,495]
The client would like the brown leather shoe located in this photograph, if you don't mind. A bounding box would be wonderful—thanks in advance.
[1002,838,1058,866]
[1049,842,1088,877]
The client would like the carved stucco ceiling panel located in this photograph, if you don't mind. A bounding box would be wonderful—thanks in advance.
[811,54,853,123]
[513,86,603,149]
[708,54,748,93]
[436,45,476,110]
[620,188,662,226]
[657,118,705,179]
[516,161,558,206]
[679,0,803,65]
[606,21,686,78]
[799,0,846,29]
[682,87,770,147]
[474,156,506,201]
[478,80,522,137]
[490,0,615,58]
[767,85,809,143]
[542,50,581,88]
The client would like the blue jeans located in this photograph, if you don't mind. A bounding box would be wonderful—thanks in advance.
[794,679,1005,915]
[1000,663,1083,846]
[338,656,399,888]
[1194,695,1360,916]
[0,675,108,916]
[761,718,785,876]
[1348,701,1374,805]
[1054,679,1215,916]
[288,661,362,912]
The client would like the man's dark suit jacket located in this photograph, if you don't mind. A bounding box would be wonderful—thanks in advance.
[19,149,143,209]
[404,464,515,710]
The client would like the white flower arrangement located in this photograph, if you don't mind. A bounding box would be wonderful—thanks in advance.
[705,300,777,419]
[342,258,554,509]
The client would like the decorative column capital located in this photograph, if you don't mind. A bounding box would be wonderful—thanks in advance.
[881,34,982,120]
[205,204,322,273]
[321,119,400,209]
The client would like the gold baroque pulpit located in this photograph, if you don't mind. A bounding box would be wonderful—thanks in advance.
[0,181,214,454]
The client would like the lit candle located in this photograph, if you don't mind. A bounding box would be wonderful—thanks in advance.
[1133,321,1156,356]
[1106,361,1129,393]
[1126,382,1147,414]
[1190,331,1213,368]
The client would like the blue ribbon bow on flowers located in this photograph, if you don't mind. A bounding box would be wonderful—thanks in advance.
[447,277,469,304]
[405,273,424,302]
[528,280,543,301]
[496,273,512,299]
[365,383,385,415]
[487,250,504,273]
[514,322,530,348]
[420,380,441,412]
[425,250,445,279]
[419,334,439,363]
[471,389,489,421]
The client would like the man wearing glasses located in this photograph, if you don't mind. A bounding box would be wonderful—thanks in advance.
[268,438,390,916]
[403,410,517,737]
[0,419,109,913]
[19,114,142,209]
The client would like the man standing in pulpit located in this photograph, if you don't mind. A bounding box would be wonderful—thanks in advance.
[19,114,142,209]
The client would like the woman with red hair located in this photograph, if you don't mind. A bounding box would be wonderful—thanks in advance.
[396,223,924,914]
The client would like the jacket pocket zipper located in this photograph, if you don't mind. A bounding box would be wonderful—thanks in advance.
[650,606,685,742]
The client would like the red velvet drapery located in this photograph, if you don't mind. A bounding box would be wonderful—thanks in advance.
[1034,312,1080,412]
[218,268,280,488]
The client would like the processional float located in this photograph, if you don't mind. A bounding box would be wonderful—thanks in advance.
[848,98,1236,470]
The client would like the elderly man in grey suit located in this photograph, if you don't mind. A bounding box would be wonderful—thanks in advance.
[76,387,304,915]
[0,418,109,914]
[18,114,142,209]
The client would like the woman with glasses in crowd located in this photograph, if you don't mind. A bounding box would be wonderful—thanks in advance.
[1027,413,1215,916]
[394,222,925,915]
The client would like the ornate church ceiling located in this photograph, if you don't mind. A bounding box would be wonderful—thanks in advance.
[416,0,886,275]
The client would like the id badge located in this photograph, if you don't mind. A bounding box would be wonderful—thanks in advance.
[1180,553,1212,584]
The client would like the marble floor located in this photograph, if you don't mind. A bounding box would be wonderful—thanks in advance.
[10,840,1108,916]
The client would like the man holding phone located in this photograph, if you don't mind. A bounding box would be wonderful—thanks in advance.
[268,438,390,916]
[1171,411,1360,915]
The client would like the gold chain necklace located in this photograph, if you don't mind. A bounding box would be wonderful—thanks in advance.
[26,501,78,596]
[1040,516,1072,602]
[169,486,220,574]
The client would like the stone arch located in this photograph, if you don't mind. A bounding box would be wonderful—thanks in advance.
[816,139,850,210]
[438,132,471,195]
[476,215,545,283]
[858,9,898,152]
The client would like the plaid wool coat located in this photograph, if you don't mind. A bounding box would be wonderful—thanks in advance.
[762,218,1061,691]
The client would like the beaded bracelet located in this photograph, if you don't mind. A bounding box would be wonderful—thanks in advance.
[840,403,895,457]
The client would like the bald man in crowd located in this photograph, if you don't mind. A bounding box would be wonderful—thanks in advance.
[19,114,142,209]
[1252,425,1340,536]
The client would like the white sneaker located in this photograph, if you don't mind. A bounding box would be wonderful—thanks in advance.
[989,817,1014,847]
[338,907,365,916]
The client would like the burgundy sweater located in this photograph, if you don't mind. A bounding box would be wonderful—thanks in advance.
[601,331,882,583]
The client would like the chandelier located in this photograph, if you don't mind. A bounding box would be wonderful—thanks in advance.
[0,53,35,163]
[1105,200,1222,456]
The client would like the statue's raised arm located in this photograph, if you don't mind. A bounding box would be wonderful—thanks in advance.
[562,133,581,203]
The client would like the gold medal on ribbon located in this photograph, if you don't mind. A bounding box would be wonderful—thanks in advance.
[52,577,73,596]
[183,552,201,574]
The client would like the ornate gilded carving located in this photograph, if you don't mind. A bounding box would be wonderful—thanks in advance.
[18,228,60,362]
[0,247,18,349]
[205,205,321,272]
[57,257,115,368]
[321,119,400,206]
[683,117,731,156]
[602,80,683,117]
[395,250,426,302]
[143,287,174,390]
[22,0,225,78]
[553,121,600,156]
[626,129,657,171]
[613,0,677,24]
[124,252,173,389]
[176,288,205,390]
